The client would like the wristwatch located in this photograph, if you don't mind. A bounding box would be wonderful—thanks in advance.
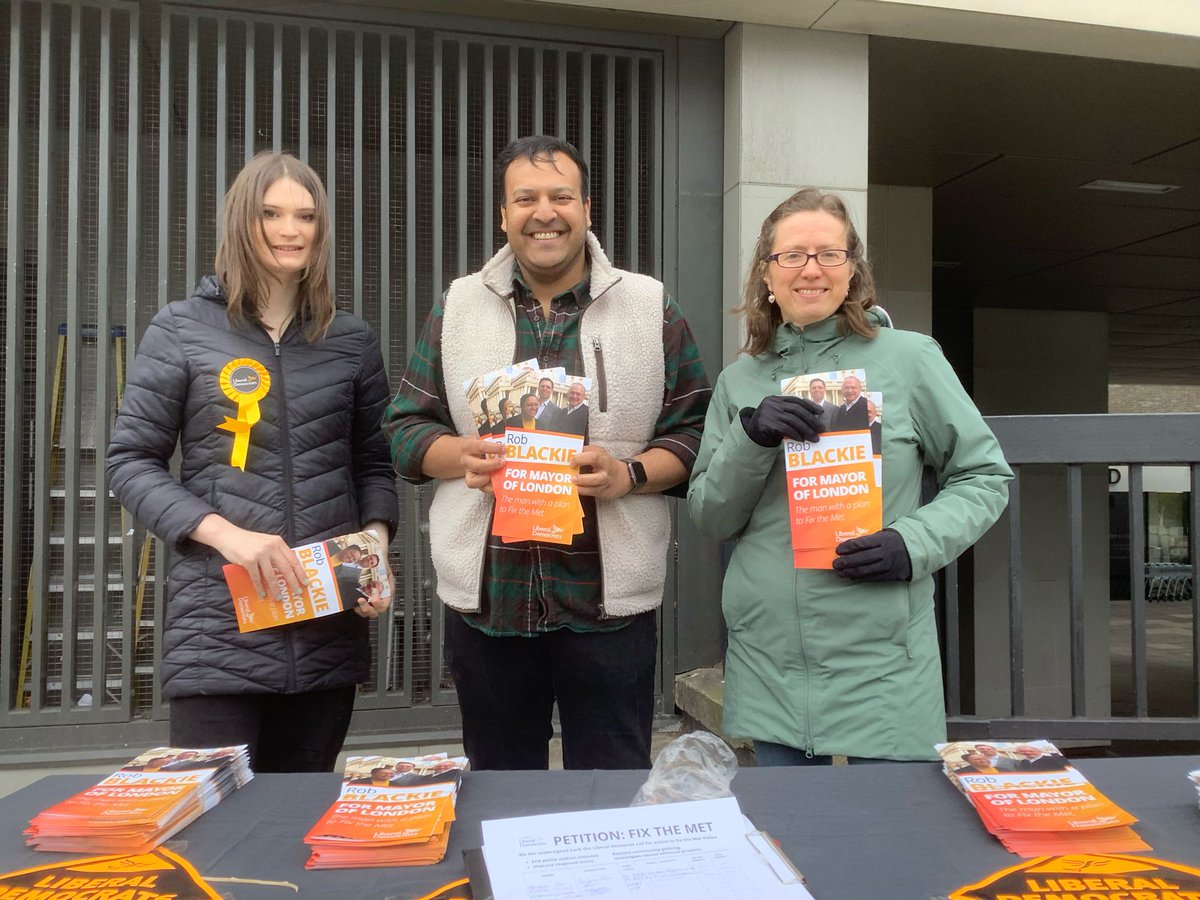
[623,458,648,493]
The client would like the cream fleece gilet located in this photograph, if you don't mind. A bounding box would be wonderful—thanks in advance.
[430,233,670,616]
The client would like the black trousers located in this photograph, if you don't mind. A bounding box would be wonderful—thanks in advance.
[168,686,357,773]
[445,610,658,771]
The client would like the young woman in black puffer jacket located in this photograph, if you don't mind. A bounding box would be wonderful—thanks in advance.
[107,152,398,772]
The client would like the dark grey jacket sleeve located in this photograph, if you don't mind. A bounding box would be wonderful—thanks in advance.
[351,327,399,541]
[106,306,215,549]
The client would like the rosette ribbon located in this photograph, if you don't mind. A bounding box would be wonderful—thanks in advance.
[217,358,271,471]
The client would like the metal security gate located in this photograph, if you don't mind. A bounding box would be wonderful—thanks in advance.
[2,0,146,755]
[0,0,674,755]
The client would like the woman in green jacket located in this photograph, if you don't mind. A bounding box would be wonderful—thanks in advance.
[688,189,1012,765]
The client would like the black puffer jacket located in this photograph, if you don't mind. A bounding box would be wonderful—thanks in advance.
[107,276,398,698]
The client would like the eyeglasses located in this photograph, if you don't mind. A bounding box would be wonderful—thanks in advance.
[764,249,852,268]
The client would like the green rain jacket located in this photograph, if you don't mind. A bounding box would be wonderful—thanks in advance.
[688,310,1012,760]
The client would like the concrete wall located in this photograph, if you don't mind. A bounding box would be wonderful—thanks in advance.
[975,310,1110,416]
[723,24,869,365]
[522,0,1200,68]
[1109,383,1200,414]
[867,184,933,336]
[673,36,730,672]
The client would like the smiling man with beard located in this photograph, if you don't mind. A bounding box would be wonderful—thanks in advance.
[384,135,710,772]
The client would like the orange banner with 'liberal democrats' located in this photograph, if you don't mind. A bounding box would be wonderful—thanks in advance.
[785,430,881,569]
[490,427,585,545]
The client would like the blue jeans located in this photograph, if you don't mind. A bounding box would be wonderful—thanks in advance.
[752,740,912,767]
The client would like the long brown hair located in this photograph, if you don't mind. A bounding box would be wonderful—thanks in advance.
[214,152,334,341]
[735,188,879,356]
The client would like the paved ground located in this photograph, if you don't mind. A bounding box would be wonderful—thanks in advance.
[1110,600,1196,718]
[1044,598,1200,760]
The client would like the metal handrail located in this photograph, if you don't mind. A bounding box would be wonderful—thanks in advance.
[943,413,1200,742]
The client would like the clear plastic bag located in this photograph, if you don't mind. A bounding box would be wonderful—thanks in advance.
[630,731,739,806]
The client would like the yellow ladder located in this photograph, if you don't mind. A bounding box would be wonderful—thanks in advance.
[14,324,153,708]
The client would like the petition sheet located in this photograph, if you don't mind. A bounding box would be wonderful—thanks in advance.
[481,796,814,900]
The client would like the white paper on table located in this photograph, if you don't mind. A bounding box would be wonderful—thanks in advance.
[480,796,815,900]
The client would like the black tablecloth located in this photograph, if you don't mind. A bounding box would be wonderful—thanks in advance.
[2,756,1199,899]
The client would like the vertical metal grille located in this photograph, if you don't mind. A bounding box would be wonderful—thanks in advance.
[1,0,142,729]
[431,33,661,280]
[1,0,670,745]
[145,6,422,710]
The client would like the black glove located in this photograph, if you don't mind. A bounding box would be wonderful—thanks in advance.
[740,395,825,448]
[832,528,912,582]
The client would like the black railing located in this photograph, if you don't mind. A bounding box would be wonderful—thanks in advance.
[944,413,1200,742]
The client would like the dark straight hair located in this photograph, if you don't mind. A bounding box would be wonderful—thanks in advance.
[495,135,590,203]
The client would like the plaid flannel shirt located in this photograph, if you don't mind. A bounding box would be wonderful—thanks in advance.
[384,271,710,636]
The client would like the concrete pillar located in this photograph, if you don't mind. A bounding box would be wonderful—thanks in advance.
[972,309,1112,719]
[723,24,869,364]
[867,185,933,335]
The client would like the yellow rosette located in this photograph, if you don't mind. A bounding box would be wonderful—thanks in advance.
[217,358,271,471]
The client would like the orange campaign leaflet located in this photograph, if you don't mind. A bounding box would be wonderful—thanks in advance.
[304,785,458,846]
[936,740,1147,857]
[491,428,585,545]
[937,740,1137,834]
[779,368,883,569]
[26,747,253,855]
[304,754,469,869]
[224,528,391,633]
[784,431,882,569]
[33,770,207,828]
[954,767,1138,833]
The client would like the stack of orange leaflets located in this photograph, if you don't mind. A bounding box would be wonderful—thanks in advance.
[463,359,589,546]
[936,740,1148,856]
[779,369,882,569]
[25,746,252,854]
[304,753,469,869]
[225,528,391,633]
[490,426,585,544]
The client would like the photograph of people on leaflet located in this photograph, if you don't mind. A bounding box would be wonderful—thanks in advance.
[559,380,590,438]
[866,392,882,456]
[781,367,873,438]
[535,376,563,431]
[831,373,869,431]
[479,397,513,438]
[806,377,836,428]
[506,392,541,430]
[324,528,391,612]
